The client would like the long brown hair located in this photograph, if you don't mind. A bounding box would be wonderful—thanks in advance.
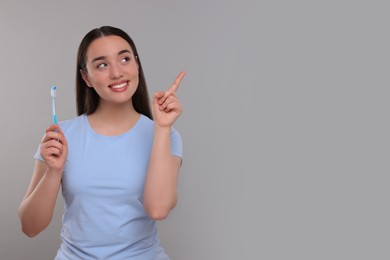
[76,26,152,119]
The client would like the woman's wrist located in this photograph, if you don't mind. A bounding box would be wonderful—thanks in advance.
[154,124,172,133]
[45,167,64,180]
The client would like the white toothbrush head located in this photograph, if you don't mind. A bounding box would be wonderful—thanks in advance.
[51,85,57,98]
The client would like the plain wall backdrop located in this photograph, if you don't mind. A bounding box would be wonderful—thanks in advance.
[1,0,389,259]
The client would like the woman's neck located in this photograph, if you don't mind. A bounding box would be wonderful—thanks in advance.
[87,101,141,136]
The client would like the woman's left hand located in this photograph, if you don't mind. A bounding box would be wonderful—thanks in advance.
[152,71,186,128]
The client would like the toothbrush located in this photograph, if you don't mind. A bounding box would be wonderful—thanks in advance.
[51,85,57,124]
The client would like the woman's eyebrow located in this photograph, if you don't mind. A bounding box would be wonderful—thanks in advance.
[118,49,132,55]
[91,49,132,64]
[91,55,106,64]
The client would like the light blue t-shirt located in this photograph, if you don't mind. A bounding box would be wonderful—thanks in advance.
[35,114,183,260]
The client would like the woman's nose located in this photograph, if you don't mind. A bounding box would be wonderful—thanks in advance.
[109,63,123,79]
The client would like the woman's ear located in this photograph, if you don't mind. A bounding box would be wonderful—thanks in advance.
[80,69,92,87]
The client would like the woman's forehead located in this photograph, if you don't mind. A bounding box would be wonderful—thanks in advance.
[86,35,133,60]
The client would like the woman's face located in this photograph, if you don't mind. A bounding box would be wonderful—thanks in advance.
[82,35,139,106]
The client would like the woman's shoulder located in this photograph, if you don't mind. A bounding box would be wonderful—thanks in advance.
[58,114,86,132]
[139,114,154,126]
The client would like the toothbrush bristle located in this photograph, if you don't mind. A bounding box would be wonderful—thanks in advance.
[51,85,57,97]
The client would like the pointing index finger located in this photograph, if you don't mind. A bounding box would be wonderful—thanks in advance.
[168,71,186,93]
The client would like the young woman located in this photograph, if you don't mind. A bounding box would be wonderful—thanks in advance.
[18,26,185,259]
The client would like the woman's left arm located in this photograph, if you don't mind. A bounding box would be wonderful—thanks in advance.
[144,71,185,220]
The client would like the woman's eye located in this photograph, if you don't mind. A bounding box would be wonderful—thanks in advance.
[121,57,130,63]
[97,63,107,69]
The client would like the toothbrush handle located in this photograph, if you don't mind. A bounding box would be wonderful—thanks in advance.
[52,98,57,124]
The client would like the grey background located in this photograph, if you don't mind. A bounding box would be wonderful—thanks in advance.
[1,0,388,259]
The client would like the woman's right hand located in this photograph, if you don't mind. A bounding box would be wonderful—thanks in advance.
[40,124,68,172]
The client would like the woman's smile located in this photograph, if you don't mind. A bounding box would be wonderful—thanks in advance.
[109,81,129,92]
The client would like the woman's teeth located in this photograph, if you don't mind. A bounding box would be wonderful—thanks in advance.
[111,82,127,89]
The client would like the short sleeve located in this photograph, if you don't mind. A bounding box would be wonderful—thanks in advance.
[170,127,183,159]
[34,144,44,161]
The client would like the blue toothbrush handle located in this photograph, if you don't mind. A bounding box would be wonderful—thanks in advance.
[52,96,57,124]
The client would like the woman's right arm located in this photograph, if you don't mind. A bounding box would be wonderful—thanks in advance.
[18,125,68,237]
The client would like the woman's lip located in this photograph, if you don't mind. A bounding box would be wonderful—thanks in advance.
[109,81,128,92]
[109,81,128,88]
